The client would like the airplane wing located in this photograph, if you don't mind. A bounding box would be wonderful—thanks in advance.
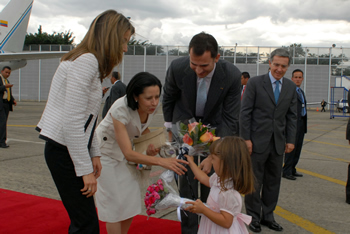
[0,51,68,61]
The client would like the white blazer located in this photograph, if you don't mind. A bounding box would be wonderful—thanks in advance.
[37,53,102,177]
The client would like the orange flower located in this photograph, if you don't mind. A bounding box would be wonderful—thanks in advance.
[199,131,213,143]
[183,133,193,145]
[188,122,199,134]
[212,136,220,142]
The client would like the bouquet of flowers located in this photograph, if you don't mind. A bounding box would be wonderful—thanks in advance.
[176,119,220,156]
[144,171,193,218]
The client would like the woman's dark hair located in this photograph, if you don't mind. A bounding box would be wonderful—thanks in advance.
[126,72,162,110]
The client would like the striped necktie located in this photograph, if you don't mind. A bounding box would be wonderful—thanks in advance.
[5,78,10,101]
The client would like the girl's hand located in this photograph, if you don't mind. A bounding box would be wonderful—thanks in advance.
[185,199,206,214]
[146,144,160,156]
[184,154,194,164]
[160,157,188,175]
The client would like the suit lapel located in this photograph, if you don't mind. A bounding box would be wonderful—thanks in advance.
[182,65,197,115]
[204,63,225,116]
[262,74,275,104]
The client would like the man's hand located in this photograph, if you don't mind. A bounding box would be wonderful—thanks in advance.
[5,84,13,88]
[199,155,213,174]
[13,100,17,106]
[285,143,295,153]
[245,140,253,155]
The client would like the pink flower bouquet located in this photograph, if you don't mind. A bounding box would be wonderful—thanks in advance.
[144,176,193,217]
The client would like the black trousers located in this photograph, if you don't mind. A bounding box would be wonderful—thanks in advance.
[0,101,10,144]
[283,117,306,176]
[44,141,99,234]
[179,155,214,234]
[245,138,283,222]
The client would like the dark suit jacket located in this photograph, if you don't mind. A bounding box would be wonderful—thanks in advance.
[297,88,307,133]
[347,91,350,140]
[0,75,15,111]
[240,73,297,155]
[162,56,241,137]
[102,80,126,118]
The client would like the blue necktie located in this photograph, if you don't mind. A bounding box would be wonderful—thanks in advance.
[274,80,280,104]
[196,78,207,117]
[297,88,306,116]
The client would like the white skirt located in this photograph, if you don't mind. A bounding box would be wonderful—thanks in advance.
[95,156,142,223]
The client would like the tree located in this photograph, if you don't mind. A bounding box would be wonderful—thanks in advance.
[126,36,164,55]
[25,25,75,45]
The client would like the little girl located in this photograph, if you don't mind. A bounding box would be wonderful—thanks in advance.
[185,136,255,234]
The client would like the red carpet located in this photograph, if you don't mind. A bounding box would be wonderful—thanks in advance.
[0,188,180,233]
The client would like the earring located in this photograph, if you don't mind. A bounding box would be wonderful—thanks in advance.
[135,100,138,102]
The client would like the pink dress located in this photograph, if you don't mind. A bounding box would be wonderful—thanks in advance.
[198,173,252,234]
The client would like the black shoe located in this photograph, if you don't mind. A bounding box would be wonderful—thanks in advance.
[249,221,261,233]
[282,174,296,180]
[293,172,303,177]
[260,220,283,231]
[0,144,9,148]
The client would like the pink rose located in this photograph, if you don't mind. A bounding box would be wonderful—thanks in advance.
[146,208,156,216]
[157,180,164,190]
[188,122,199,133]
[152,191,160,200]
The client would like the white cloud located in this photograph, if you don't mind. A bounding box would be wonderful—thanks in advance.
[0,0,350,47]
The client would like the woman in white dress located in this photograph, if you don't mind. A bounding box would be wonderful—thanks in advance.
[95,72,188,234]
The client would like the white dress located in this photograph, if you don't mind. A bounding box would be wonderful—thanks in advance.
[198,173,252,234]
[95,96,158,222]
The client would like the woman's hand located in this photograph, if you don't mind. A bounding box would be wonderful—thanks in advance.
[146,144,160,156]
[81,173,97,198]
[185,199,206,214]
[160,157,188,175]
[92,157,102,179]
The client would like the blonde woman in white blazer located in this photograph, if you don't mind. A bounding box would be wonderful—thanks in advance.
[95,72,188,234]
[36,10,134,234]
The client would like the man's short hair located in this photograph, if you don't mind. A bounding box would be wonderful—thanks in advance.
[111,71,121,80]
[269,48,291,66]
[2,66,11,71]
[242,72,250,79]
[292,69,303,77]
[188,32,218,58]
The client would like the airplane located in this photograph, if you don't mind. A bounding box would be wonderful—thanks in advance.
[0,0,67,70]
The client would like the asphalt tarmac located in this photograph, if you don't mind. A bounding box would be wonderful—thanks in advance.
[1,102,349,233]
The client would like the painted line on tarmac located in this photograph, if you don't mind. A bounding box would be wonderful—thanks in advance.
[304,139,350,149]
[296,168,346,186]
[8,124,37,127]
[7,138,45,145]
[274,206,335,234]
[302,149,348,163]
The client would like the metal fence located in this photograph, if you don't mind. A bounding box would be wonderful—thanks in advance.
[8,45,350,106]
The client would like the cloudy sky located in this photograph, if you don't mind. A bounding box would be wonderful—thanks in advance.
[2,0,350,48]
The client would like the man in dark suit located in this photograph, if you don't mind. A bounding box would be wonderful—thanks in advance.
[346,91,350,204]
[162,32,241,233]
[283,69,307,180]
[102,71,126,118]
[0,66,17,148]
[240,48,297,232]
